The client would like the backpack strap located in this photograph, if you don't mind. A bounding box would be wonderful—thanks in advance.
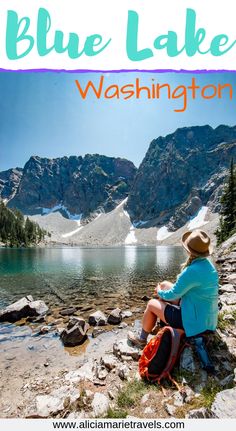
[157,327,185,384]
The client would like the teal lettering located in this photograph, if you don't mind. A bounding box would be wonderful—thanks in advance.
[37,8,54,56]
[154,32,185,57]
[126,10,153,61]
[6,10,34,59]
[37,8,110,59]
[185,9,208,56]
[210,34,236,55]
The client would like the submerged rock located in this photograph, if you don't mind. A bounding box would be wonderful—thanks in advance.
[59,307,77,317]
[60,318,89,347]
[0,296,48,323]
[88,311,107,326]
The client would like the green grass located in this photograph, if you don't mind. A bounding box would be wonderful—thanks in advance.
[117,379,158,409]
[200,379,222,408]
[106,407,128,418]
[231,310,236,320]
[217,312,228,331]
[172,368,199,386]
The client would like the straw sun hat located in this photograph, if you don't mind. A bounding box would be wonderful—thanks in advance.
[181,230,212,257]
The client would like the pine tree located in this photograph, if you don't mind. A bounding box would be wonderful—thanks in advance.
[0,202,47,247]
[216,158,236,244]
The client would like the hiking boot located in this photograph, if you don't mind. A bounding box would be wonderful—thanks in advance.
[127,331,147,348]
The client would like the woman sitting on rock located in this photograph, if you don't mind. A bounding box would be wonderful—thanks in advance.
[128,230,219,348]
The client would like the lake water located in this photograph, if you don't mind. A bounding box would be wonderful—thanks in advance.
[0,246,186,313]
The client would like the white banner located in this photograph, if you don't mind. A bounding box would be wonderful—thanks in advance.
[1,419,236,431]
[0,0,236,71]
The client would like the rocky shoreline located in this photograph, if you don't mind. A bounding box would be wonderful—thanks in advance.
[0,236,236,419]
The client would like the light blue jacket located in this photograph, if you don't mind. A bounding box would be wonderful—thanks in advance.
[158,257,219,337]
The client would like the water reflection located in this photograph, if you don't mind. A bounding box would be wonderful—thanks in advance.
[0,246,186,308]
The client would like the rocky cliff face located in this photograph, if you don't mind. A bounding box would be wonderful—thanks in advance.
[5,155,137,219]
[127,125,236,229]
[0,168,23,202]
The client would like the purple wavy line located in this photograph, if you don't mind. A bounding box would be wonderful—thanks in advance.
[0,68,236,74]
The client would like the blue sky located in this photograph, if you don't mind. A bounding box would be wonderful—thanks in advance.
[0,71,236,171]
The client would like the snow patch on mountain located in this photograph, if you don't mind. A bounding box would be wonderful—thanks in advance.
[187,206,208,230]
[125,226,137,245]
[156,226,173,241]
[42,204,82,221]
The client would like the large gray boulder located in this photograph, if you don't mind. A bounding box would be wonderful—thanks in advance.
[60,317,89,347]
[0,296,48,323]
[211,387,236,418]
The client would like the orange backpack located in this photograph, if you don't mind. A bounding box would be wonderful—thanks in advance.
[139,326,186,388]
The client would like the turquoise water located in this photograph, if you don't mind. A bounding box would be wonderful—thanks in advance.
[0,246,186,310]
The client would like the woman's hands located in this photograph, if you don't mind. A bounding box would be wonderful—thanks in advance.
[154,280,174,297]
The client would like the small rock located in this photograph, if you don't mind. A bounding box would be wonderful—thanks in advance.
[113,339,140,361]
[132,307,142,313]
[186,407,213,418]
[92,328,106,338]
[121,310,133,318]
[65,360,95,383]
[121,355,133,362]
[96,365,108,380]
[60,319,89,347]
[211,387,236,418]
[144,407,154,415]
[118,364,130,380]
[164,404,176,416]
[141,394,150,404]
[39,326,50,334]
[89,311,107,326]
[91,393,110,417]
[220,293,236,306]
[219,284,235,293]
[100,355,118,371]
[180,347,196,373]
[59,308,77,317]
[173,392,185,407]
[219,373,234,387]
[107,308,122,325]
[118,322,128,329]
